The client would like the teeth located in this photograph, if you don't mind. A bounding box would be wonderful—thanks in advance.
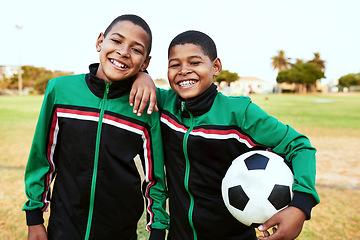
[179,80,196,87]
[111,59,127,68]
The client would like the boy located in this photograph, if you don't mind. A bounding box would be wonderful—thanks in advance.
[23,15,169,240]
[133,30,319,240]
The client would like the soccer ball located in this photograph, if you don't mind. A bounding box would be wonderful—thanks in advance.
[221,150,294,227]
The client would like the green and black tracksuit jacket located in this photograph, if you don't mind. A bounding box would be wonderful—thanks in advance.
[23,64,169,240]
[157,84,319,240]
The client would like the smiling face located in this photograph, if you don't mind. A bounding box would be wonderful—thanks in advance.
[168,43,222,100]
[95,20,150,83]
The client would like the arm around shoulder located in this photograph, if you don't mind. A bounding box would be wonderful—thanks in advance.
[129,72,158,116]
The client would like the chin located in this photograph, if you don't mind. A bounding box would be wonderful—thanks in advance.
[178,92,196,100]
[173,86,198,100]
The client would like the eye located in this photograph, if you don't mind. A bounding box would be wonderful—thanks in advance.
[169,63,180,68]
[111,39,121,44]
[190,61,200,65]
[132,48,143,55]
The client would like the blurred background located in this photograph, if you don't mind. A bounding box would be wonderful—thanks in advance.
[1,0,359,95]
[1,0,359,239]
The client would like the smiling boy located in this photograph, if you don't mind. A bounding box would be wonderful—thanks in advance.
[23,15,169,240]
[152,30,319,240]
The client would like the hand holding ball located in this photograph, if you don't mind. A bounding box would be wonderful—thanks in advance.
[221,150,294,227]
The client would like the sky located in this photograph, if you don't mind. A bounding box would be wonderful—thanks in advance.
[1,0,359,84]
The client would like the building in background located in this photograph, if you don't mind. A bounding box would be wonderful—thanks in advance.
[219,76,275,96]
[0,65,19,80]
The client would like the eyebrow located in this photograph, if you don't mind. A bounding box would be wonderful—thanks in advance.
[168,55,203,63]
[110,33,146,50]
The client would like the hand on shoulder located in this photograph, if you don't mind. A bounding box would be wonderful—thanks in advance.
[130,72,158,116]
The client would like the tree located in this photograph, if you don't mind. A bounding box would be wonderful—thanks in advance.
[33,74,53,94]
[276,67,301,84]
[4,65,52,89]
[21,65,53,88]
[273,51,326,93]
[295,58,304,65]
[308,52,326,71]
[0,65,72,94]
[276,62,325,92]
[271,50,292,73]
[338,73,360,87]
[214,70,239,83]
[297,63,325,85]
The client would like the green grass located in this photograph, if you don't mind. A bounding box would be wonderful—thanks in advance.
[1,93,359,239]
[250,93,360,130]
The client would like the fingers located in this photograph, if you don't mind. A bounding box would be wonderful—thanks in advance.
[129,75,158,116]
[129,88,141,115]
[132,89,145,116]
[257,227,277,240]
[146,92,158,115]
[129,88,136,108]
[137,92,149,116]
[130,89,158,116]
[153,104,159,112]
[258,216,278,233]
[263,230,270,237]
[257,215,279,240]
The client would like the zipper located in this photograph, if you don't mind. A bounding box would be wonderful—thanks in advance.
[182,101,198,240]
[84,82,110,240]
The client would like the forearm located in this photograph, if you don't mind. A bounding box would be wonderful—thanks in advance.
[23,84,56,223]
[143,121,169,230]
[243,103,319,210]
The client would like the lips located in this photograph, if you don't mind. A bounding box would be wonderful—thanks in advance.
[110,59,128,69]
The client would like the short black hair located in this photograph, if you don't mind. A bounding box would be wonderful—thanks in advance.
[168,30,217,61]
[104,14,152,57]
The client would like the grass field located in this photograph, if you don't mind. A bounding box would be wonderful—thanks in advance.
[0,93,359,239]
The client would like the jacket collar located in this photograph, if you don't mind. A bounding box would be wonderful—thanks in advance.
[176,83,218,118]
[85,63,133,99]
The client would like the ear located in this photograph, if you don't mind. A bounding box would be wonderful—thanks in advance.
[140,56,151,72]
[213,58,222,77]
[96,33,104,52]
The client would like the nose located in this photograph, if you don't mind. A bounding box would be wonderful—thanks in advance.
[179,66,191,75]
[116,47,130,58]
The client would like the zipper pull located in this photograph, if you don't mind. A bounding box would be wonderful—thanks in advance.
[102,82,110,100]
[105,83,110,94]
[181,101,186,112]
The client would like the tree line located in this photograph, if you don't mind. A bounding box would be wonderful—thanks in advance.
[213,51,329,93]
[338,73,360,88]
[1,52,358,95]
[214,50,359,93]
[0,65,72,94]
[271,51,325,92]
[271,50,360,91]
